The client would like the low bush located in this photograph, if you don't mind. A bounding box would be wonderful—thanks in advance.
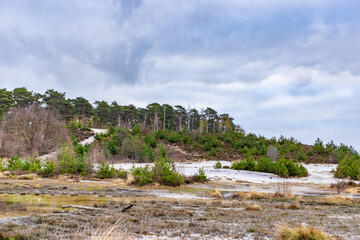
[196,167,207,182]
[182,134,191,144]
[20,157,42,172]
[140,145,156,162]
[155,130,166,140]
[167,131,182,143]
[157,144,168,158]
[41,159,56,175]
[213,160,222,169]
[153,156,184,186]
[97,161,118,179]
[58,145,92,175]
[334,155,360,180]
[6,156,23,170]
[130,165,153,186]
[295,150,307,161]
[231,156,308,178]
[144,133,157,148]
[231,156,256,171]
[131,123,141,136]
[209,148,217,157]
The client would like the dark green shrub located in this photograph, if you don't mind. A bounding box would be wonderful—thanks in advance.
[296,150,307,161]
[306,149,314,156]
[213,160,222,169]
[97,161,117,179]
[209,148,217,157]
[182,134,191,144]
[231,156,256,171]
[0,159,3,172]
[314,138,325,154]
[254,156,276,173]
[157,144,168,158]
[141,145,156,162]
[335,155,360,180]
[152,157,184,186]
[204,142,212,151]
[7,156,22,170]
[196,167,207,182]
[58,145,92,175]
[131,123,141,136]
[144,133,157,148]
[131,165,153,186]
[167,131,182,143]
[21,157,42,172]
[117,167,128,179]
[155,130,166,139]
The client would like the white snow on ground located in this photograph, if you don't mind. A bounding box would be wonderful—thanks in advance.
[109,161,359,186]
[79,128,107,145]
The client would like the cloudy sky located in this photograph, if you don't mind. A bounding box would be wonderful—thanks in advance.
[1,0,360,149]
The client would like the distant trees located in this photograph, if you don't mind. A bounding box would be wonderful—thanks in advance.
[0,87,238,132]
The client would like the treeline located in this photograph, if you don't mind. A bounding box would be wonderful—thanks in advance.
[0,87,239,132]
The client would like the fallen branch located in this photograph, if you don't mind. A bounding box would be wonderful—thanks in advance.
[61,204,134,213]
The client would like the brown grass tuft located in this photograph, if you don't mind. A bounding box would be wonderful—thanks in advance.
[210,189,222,198]
[245,204,262,211]
[323,195,353,205]
[277,223,333,240]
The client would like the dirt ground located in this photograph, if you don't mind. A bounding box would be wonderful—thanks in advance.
[0,178,360,239]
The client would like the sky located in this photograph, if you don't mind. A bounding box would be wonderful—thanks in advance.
[1,0,360,149]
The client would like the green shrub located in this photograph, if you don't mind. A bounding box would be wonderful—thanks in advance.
[296,150,307,161]
[231,156,256,171]
[157,144,168,158]
[97,161,117,179]
[144,133,157,148]
[313,138,325,154]
[7,156,22,170]
[131,123,141,136]
[153,157,184,186]
[213,160,222,169]
[117,167,128,179]
[155,130,166,139]
[131,165,153,186]
[231,156,308,178]
[182,134,191,144]
[334,155,360,180]
[196,167,207,182]
[21,157,42,172]
[167,131,182,143]
[209,148,217,157]
[141,145,156,162]
[254,156,276,173]
[306,149,314,156]
[41,159,56,175]
[58,145,92,175]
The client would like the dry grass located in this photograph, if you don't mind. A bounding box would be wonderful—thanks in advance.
[277,223,333,240]
[323,195,353,205]
[245,204,263,211]
[210,189,222,198]
[90,216,131,240]
[232,190,270,200]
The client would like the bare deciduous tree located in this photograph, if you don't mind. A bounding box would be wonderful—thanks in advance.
[0,104,69,157]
